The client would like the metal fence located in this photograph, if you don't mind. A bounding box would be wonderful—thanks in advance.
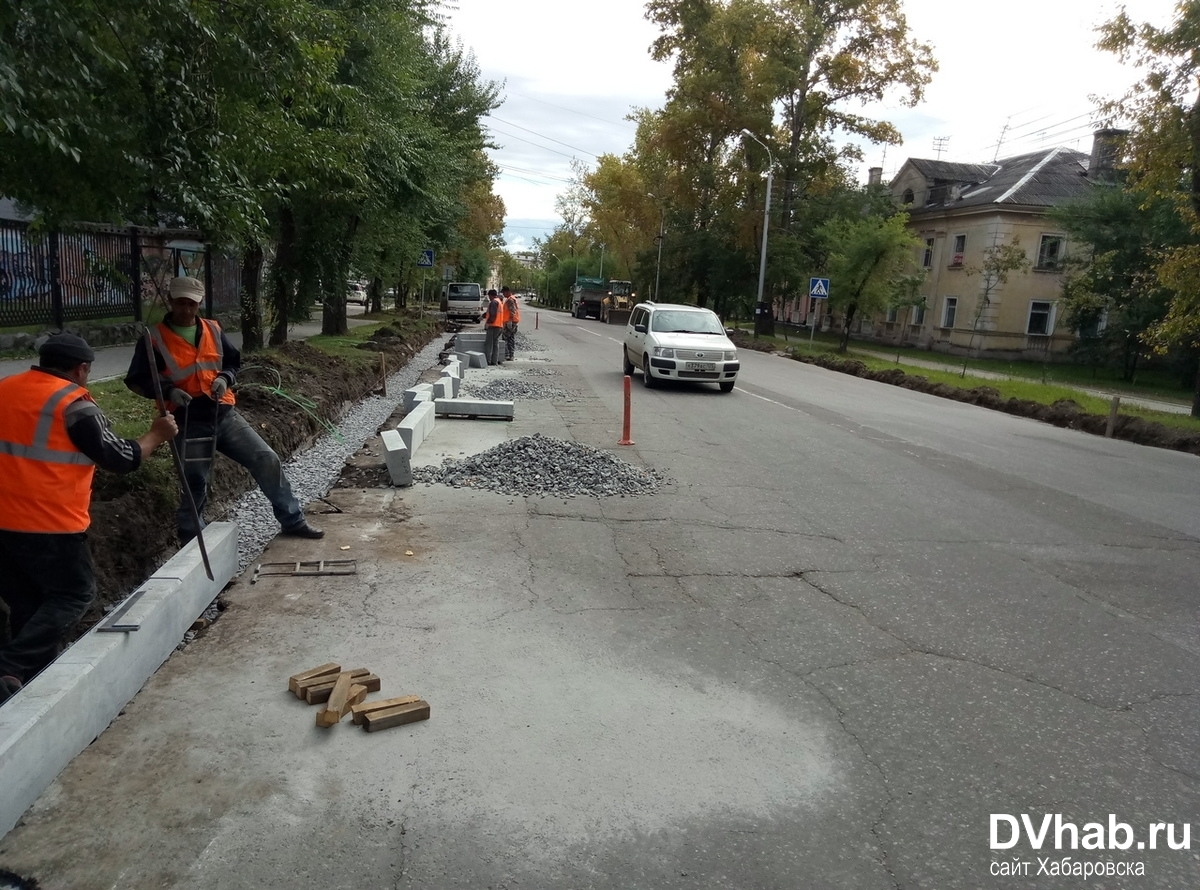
[0,220,241,330]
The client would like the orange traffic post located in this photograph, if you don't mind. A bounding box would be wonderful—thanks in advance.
[618,375,634,445]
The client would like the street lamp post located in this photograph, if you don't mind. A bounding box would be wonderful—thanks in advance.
[742,128,774,339]
[599,243,605,280]
[648,193,664,302]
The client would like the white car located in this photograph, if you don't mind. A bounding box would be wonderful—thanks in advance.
[347,282,368,305]
[622,302,739,392]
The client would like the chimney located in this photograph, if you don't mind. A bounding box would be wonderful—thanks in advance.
[867,166,883,186]
[1088,129,1127,181]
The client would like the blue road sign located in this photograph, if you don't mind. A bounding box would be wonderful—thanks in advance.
[418,249,435,268]
[809,277,830,299]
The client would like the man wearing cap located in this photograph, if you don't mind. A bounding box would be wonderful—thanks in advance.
[0,332,179,704]
[124,275,324,544]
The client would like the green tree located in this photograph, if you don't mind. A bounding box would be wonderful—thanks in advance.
[1050,185,1189,381]
[1097,1,1200,412]
[818,210,918,351]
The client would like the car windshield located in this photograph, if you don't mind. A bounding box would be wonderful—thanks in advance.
[650,310,724,334]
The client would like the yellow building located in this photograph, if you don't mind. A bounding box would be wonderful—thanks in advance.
[870,131,1123,358]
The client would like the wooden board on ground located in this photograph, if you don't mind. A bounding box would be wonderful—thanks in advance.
[288,662,341,696]
[363,700,431,732]
[317,680,368,728]
[299,668,375,703]
[350,694,422,725]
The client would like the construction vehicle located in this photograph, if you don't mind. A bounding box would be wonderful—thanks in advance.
[600,280,635,326]
[570,277,607,319]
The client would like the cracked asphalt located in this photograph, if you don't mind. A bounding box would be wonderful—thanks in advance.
[1,310,1197,889]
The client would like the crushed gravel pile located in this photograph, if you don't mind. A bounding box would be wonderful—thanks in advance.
[521,367,560,377]
[463,378,577,402]
[411,434,666,498]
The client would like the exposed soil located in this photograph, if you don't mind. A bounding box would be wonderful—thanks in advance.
[791,351,1200,457]
[80,319,445,625]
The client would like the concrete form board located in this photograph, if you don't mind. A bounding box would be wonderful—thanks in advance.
[381,429,412,486]
[0,523,237,837]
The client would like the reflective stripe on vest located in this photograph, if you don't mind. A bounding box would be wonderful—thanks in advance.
[0,370,96,532]
[151,318,236,407]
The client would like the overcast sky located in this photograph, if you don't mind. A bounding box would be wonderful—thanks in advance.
[445,0,1181,250]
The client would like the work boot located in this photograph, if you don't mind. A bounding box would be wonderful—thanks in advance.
[283,522,324,539]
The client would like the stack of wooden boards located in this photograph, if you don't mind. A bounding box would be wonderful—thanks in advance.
[288,662,431,732]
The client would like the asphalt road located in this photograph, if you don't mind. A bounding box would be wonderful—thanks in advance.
[2,310,1197,888]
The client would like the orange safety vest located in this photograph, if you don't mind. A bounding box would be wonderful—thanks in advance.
[485,297,504,328]
[150,319,237,410]
[505,296,520,325]
[0,370,96,533]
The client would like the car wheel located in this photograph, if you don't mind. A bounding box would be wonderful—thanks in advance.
[642,355,658,388]
[719,380,735,393]
[622,347,634,376]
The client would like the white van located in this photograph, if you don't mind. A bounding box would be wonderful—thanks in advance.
[441,282,485,321]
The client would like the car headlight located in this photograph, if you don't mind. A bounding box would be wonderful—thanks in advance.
[724,349,737,361]
[652,346,675,358]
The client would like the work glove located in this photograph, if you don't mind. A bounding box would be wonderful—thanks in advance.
[211,376,229,399]
[167,387,192,407]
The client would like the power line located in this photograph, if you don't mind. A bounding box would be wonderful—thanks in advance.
[488,115,602,159]
[506,91,638,130]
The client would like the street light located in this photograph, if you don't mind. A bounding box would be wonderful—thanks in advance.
[741,128,774,338]
[648,193,664,301]
[599,243,606,279]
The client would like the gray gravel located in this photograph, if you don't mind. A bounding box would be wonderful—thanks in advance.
[411,433,667,498]
[462,377,578,402]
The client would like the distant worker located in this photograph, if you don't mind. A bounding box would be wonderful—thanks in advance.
[502,286,520,361]
[0,333,178,705]
[483,288,503,366]
[124,276,324,545]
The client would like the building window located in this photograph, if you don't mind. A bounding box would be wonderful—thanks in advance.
[922,238,935,268]
[942,297,958,328]
[1027,301,1055,335]
[1036,234,1064,270]
[902,188,915,205]
[885,307,898,323]
[951,234,966,266]
[912,303,926,326]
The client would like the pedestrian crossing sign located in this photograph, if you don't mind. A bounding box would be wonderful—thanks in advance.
[809,277,830,299]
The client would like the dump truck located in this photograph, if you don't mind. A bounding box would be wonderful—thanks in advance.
[570,277,607,319]
[600,280,636,325]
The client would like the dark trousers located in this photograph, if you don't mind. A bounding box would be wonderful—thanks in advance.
[0,529,96,683]
[177,407,304,543]
[484,326,502,365]
[504,323,517,360]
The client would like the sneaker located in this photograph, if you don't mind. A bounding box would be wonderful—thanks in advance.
[0,675,23,706]
[282,522,324,539]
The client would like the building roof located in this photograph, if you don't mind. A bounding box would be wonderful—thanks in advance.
[901,147,1093,213]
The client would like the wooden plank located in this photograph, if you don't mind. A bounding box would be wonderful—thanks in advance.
[304,671,379,705]
[288,662,341,696]
[363,700,431,733]
[299,668,373,703]
[315,672,354,727]
[350,694,422,726]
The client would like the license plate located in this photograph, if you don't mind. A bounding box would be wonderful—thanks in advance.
[685,361,716,371]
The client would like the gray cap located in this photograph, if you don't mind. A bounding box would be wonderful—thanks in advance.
[38,332,95,364]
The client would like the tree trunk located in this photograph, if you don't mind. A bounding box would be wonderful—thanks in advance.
[268,205,297,347]
[239,241,264,354]
[1192,365,1200,419]
[321,214,359,337]
[839,303,858,353]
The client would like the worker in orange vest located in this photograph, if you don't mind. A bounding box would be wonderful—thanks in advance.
[0,333,178,704]
[502,286,520,361]
[124,275,324,544]
[484,288,504,366]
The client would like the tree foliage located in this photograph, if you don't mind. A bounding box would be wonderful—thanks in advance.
[0,0,502,347]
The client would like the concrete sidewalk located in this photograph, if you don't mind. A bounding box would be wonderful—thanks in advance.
[0,315,377,382]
